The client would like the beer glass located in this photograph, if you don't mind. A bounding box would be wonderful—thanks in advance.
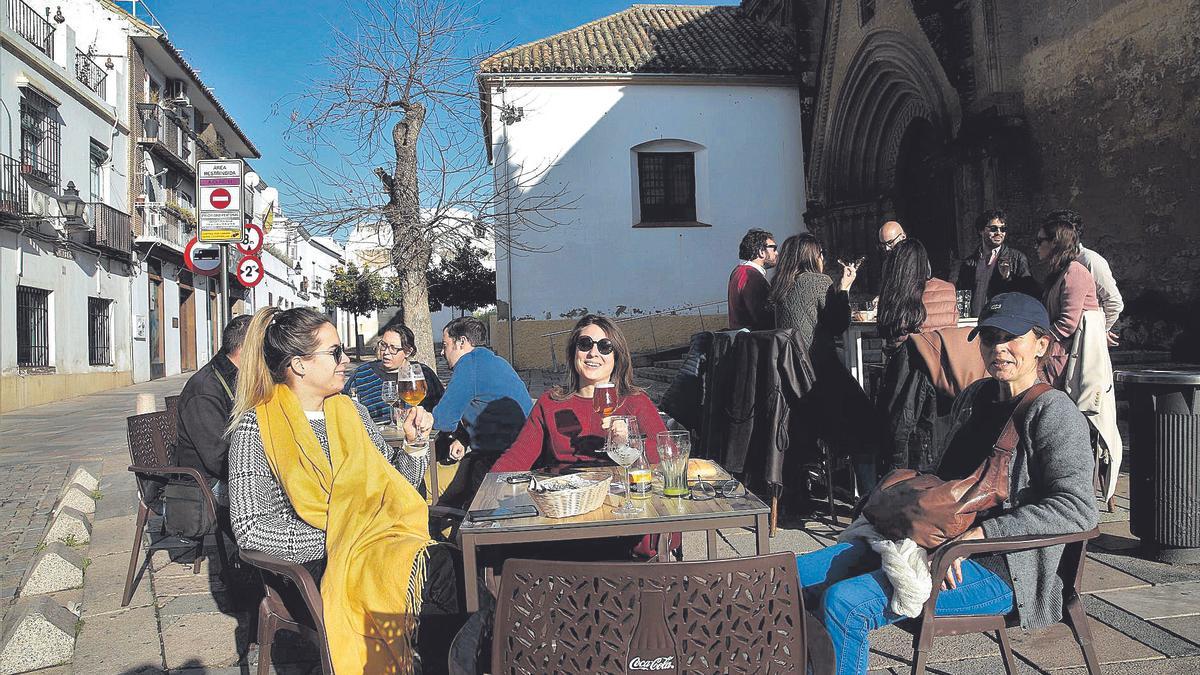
[398,364,427,408]
[657,431,691,498]
[605,416,644,515]
[592,382,618,417]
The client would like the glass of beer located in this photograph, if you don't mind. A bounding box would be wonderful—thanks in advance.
[657,431,691,498]
[398,364,428,441]
[593,382,618,417]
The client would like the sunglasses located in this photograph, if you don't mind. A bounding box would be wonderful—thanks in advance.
[986,225,1008,233]
[689,477,746,501]
[576,336,615,355]
[764,244,778,251]
[878,233,905,250]
[309,345,347,361]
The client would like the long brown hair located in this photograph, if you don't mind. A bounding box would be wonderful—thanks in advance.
[768,234,823,308]
[1040,220,1080,278]
[226,306,331,435]
[551,314,642,402]
[877,238,930,342]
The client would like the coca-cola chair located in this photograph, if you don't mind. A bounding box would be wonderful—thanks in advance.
[491,553,835,674]
[905,527,1102,675]
[122,410,225,606]
[239,549,334,675]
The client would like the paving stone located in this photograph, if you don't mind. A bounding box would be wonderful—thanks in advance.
[54,484,97,516]
[85,514,138,558]
[71,605,163,673]
[1010,616,1163,670]
[1153,617,1200,648]
[1089,550,1200,586]
[21,543,86,595]
[0,596,77,675]
[866,623,998,670]
[869,654,1038,674]
[1096,581,1200,620]
[81,551,153,616]
[1082,557,1152,594]
[44,507,91,547]
[157,591,232,616]
[153,571,225,596]
[70,468,99,493]
[1083,595,1200,658]
[161,612,242,669]
[1055,655,1196,674]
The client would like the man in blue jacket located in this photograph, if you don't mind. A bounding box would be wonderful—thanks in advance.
[433,316,532,507]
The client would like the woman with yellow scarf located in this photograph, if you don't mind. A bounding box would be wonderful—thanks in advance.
[227,307,461,673]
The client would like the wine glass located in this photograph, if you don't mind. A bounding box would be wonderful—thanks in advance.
[398,364,429,442]
[605,416,644,515]
[592,382,618,417]
[380,379,400,429]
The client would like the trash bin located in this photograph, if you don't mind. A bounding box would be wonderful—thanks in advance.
[1115,368,1200,564]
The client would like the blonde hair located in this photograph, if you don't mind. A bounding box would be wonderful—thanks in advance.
[225,306,330,436]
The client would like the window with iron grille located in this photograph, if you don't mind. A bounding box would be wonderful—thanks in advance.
[637,152,696,223]
[17,285,50,367]
[19,89,60,185]
[88,297,113,365]
[89,140,107,202]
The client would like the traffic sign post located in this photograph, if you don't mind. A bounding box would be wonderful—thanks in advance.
[236,255,265,289]
[184,237,223,277]
[197,159,245,243]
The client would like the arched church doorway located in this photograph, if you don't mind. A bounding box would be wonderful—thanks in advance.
[892,118,957,278]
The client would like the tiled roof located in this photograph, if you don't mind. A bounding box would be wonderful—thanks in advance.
[480,4,796,77]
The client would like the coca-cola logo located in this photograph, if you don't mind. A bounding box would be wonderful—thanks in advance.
[629,656,675,671]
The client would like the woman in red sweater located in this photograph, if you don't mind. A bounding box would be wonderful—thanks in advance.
[493,314,666,472]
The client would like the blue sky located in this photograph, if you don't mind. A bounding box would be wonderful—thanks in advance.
[148,0,728,216]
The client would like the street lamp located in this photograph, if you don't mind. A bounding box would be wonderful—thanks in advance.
[57,181,86,227]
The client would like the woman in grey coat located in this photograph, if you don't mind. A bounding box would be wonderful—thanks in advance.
[795,292,1099,674]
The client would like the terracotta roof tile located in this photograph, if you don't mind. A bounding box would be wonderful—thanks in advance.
[480,4,796,77]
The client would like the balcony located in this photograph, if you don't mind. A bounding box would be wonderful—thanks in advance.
[136,103,195,175]
[88,203,132,255]
[0,154,24,219]
[7,0,54,59]
[136,202,192,251]
[74,48,107,98]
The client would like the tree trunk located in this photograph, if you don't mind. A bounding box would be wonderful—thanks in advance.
[352,313,361,361]
[385,103,436,366]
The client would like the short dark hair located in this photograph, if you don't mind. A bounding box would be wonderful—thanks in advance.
[444,316,487,346]
[380,322,416,353]
[738,228,775,261]
[220,314,253,355]
[976,209,1007,230]
[1044,209,1083,236]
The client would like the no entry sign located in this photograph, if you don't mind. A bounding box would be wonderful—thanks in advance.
[184,237,222,277]
[236,255,265,288]
[197,159,244,243]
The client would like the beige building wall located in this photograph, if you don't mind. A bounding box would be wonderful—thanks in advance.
[1,371,134,413]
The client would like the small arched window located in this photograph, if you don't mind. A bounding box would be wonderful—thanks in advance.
[631,139,706,226]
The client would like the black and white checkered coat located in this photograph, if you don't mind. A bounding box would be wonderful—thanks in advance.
[228,401,427,563]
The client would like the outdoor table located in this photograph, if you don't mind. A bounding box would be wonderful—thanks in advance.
[379,426,440,504]
[458,466,771,613]
[841,316,978,389]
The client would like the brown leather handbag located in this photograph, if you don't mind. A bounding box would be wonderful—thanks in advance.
[862,383,1052,548]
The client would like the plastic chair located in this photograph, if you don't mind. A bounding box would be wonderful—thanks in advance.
[491,552,835,674]
[907,527,1102,675]
[122,410,225,606]
[163,394,181,447]
[239,549,334,675]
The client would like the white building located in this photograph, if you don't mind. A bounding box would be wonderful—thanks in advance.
[260,216,350,338]
[478,4,805,368]
[1,0,134,410]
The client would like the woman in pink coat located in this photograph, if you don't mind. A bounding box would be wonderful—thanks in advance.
[1037,218,1100,387]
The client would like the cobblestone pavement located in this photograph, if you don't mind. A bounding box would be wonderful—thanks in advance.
[3,370,1199,673]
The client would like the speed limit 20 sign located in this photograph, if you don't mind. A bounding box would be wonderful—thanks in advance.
[236,255,265,288]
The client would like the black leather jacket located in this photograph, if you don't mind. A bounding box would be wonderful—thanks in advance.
[953,244,1037,315]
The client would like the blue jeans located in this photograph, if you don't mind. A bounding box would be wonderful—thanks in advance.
[796,541,1013,675]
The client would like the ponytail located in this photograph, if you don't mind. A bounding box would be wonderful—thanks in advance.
[226,307,281,436]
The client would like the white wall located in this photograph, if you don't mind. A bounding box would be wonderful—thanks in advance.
[488,81,806,320]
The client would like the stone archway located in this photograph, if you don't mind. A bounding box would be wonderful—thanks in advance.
[893,117,957,277]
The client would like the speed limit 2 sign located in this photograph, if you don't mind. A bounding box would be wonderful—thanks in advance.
[236,255,265,288]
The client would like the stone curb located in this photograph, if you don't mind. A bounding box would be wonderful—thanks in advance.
[19,544,87,597]
[52,484,97,517]
[43,508,91,548]
[69,468,99,494]
[0,596,78,675]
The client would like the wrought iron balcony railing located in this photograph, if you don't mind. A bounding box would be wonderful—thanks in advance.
[0,154,24,218]
[75,48,107,98]
[88,202,132,254]
[138,202,191,249]
[7,0,54,58]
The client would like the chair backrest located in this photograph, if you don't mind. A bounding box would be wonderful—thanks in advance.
[126,410,174,467]
[240,549,333,674]
[163,395,181,446]
[493,552,808,674]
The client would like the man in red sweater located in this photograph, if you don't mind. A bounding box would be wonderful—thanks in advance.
[727,228,778,330]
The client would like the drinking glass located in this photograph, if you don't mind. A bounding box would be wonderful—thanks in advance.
[657,431,691,498]
[592,382,618,417]
[956,290,973,319]
[398,364,428,442]
[380,379,400,428]
[605,416,644,515]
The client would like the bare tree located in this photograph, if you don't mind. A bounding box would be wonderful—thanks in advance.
[281,0,572,364]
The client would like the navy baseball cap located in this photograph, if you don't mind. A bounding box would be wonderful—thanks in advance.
[968,293,1053,341]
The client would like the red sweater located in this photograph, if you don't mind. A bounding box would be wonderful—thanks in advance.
[491,391,667,473]
[727,264,774,331]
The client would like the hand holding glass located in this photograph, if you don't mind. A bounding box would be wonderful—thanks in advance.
[398,364,428,442]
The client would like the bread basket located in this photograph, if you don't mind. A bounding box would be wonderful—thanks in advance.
[527,472,612,518]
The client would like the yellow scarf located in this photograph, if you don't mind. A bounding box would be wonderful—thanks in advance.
[257,384,433,673]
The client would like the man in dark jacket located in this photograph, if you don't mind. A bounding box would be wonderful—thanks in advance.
[953,209,1036,316]
[174,315,251,502]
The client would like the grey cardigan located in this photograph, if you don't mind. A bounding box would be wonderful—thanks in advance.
[949,379,1099,630]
